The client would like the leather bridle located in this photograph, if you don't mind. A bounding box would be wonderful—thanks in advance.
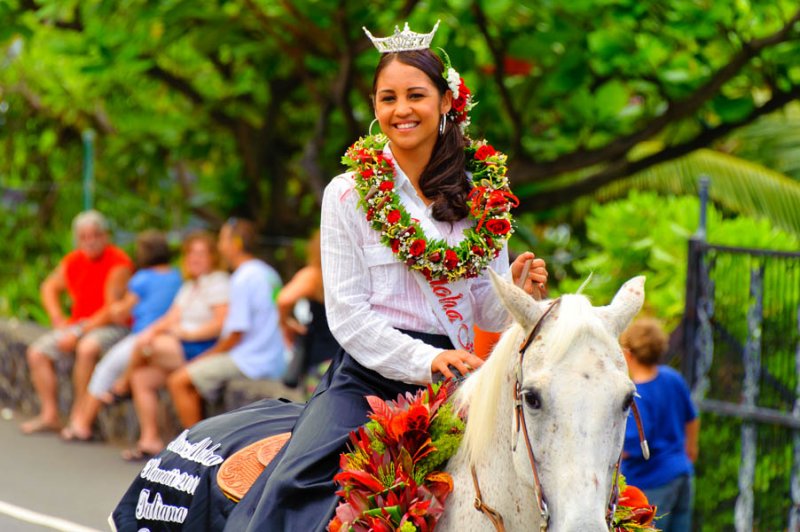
[471,298,650,531]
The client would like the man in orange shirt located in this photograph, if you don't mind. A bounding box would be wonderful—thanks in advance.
[21,210,134,434]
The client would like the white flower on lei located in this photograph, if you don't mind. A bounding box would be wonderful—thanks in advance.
[445,67,460,99]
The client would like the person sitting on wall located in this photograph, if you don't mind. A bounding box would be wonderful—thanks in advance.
[120,230,229,460]
[21,210,134,435]
[166,219,285,431]
[62,229,183,441]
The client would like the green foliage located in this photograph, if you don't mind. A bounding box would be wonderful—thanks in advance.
[570,149,800,237]
[693,414,740,531]
[559,191,799,325]
[415,402,465,480]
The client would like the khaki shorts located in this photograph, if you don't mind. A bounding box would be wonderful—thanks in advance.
[30,325,130,360]
[186,354,245,401]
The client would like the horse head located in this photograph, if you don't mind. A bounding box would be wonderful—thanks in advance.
[448,272,645,532]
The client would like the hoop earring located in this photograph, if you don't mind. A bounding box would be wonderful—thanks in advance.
[369,118,380,137]
[439,114,447,136]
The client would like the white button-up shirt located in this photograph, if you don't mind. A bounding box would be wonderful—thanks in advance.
[321,145,511,384]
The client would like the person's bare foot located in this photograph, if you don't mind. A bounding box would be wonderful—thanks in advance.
[20,416,62,435]
[60,423,94,442]
[121,440,163,461]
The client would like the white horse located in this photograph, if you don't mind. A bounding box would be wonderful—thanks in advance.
[437,271,646,532]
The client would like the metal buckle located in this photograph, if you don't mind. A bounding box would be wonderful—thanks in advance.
[539,499,550,531]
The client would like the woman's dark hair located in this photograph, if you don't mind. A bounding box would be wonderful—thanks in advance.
[135,229,171,268]
[372,49,470,223]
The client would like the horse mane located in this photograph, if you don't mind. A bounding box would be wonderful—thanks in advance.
[455,294,617,466]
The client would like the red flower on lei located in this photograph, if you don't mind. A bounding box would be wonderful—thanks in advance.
[409,239,426,257]
[475,144,496,161]
[485,218,512,235]
[444,249,459,270]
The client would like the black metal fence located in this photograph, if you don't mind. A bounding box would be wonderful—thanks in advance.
[682,238,800,531]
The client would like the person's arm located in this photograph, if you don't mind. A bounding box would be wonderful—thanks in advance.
[322,177,446,384]
[685,417,700,462]
[177,304,227,342]
[83,265,133,332]
[134,302,181,349]
[109,291,139,325]
[196,331,243,359]
[40,264,69,328]
[276,266,321,346]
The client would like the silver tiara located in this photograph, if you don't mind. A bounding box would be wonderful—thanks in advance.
[363,20,440,53]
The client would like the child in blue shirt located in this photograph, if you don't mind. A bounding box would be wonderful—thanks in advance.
[621,317,700,532]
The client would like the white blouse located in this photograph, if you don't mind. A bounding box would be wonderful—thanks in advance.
[320,146,511,385]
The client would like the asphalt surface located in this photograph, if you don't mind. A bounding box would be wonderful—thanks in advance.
[0,411,143,531]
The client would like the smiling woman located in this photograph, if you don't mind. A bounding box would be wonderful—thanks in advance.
[372,51,464,222]
[217,23,549,530]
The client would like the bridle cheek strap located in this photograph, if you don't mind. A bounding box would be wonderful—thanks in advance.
[471,300,558,531]
[606,399,650,528]
[471,465,505,531]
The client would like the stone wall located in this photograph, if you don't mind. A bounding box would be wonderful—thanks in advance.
[0,319,305,444]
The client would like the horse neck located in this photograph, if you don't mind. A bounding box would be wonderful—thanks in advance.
[443,363,542,530]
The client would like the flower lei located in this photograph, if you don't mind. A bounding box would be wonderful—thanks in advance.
[343,134,518,283]
[328,380,659,532]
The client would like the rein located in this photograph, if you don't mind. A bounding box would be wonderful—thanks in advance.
[470,296,650,531]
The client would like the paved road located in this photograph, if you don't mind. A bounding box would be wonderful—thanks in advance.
[0,412,143,531]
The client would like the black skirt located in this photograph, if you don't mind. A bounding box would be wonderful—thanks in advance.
[224,329,454,532]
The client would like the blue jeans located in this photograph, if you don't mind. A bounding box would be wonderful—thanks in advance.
[645,474,694,532]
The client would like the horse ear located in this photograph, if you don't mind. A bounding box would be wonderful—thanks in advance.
[595,276,646,337]
[489,268,546,327]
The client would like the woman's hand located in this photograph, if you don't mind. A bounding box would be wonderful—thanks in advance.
[511,252,548,299]
[431,349,485,380]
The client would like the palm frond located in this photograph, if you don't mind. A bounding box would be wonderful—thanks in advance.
[570,149,800,237]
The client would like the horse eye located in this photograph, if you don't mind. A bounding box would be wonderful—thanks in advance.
[622,392,635,412]
[523,390,542,410]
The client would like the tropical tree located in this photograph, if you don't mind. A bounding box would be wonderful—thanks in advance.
[2,0,800,235]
